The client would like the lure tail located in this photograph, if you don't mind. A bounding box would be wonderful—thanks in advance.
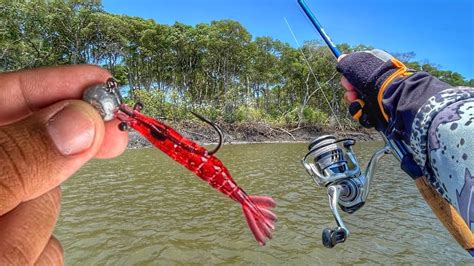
[242,196,277,246]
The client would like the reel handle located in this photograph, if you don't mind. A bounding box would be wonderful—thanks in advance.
[323,185,351,248]
[322,227,348,248]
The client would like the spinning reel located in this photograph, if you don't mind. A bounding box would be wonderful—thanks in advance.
[302,135,392,248]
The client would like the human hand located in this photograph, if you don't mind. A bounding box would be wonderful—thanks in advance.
[0,65,129,264]
[336,49,410,129]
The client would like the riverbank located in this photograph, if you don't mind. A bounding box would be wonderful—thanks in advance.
[127,121,381,148]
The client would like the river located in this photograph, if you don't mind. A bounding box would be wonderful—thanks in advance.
[54,142,471,264]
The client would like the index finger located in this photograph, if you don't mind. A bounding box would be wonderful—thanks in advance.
[0,65,110,125]
[0,65,128,158]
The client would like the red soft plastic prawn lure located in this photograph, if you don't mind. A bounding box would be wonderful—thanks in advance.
[115,103,276,245]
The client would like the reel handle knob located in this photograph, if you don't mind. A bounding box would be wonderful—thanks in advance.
[322,227,348,248]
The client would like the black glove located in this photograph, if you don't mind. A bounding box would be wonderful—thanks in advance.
[336,49,411,131]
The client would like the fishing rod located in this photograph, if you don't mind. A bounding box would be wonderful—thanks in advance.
[296,0,340,58]
[297,0,414,248]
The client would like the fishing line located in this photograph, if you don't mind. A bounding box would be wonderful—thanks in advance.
[283,17,347,137]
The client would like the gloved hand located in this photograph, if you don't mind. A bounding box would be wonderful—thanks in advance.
[336,49,411,130]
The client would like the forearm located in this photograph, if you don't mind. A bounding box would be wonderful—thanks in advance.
[336,50,474,253]
[416,89,474,254]
[384,81,474,253]
[381,72,452,144]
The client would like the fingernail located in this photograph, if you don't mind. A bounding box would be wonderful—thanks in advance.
[47,104,95,156]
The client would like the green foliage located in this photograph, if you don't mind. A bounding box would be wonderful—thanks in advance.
[0,1,471,126]
[192,105,223,122]
[132,89,166,119]
[234,106,267,123]
[303,107,329,124]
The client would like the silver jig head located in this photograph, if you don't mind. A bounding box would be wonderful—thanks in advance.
[83,78,123,121]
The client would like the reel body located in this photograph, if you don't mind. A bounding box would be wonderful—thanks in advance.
[302,135,389,248]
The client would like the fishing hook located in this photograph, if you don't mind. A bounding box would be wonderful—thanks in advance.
[190,111,223,155]
[117,103,224,155]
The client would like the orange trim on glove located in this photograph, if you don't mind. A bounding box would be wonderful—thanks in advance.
[377,58,413,121]
[351,99,365,121]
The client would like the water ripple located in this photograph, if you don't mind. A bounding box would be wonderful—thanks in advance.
[54,142,471,264]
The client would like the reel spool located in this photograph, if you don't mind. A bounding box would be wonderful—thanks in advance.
[302,135,390,248]
[303,135,360,187]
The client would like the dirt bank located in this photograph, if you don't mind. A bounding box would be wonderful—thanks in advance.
[126,121,381,148]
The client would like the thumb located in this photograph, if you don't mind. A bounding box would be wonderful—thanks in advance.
[0,100,105,215]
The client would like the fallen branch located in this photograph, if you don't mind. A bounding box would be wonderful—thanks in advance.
[288,126,313,133]
[276,127,296,140]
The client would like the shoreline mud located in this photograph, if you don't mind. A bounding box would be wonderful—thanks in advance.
[126,122,381,148]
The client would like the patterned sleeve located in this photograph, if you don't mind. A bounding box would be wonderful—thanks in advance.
[410,87,474,231]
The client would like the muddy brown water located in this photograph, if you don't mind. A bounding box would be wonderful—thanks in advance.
[55,142,471,264]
